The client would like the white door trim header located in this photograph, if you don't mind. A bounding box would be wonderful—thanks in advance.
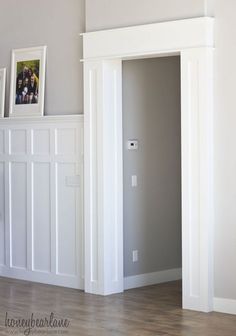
[82,17,214,60]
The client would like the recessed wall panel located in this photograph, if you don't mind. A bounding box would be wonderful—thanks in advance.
[33,163,51,272]
[10,130,27,155]
[32,129,50,155]
[57,163,77,276]
[56,129,76,155]
[0,163,5,266]
[0,130,4,154]
[11,162,27,269]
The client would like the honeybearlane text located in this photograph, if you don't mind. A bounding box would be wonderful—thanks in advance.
[5,312,70,335]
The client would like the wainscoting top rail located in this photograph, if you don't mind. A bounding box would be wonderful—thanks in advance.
[0,114,84,124]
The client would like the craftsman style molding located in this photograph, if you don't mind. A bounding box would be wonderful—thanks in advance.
[82,17,214,60]
[0,114,82,124]
[83,17,214,312]
[0,115,84,289]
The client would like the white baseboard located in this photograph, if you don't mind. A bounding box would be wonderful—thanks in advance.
[214,297,236,315]
[0,266,84,290]
[125,270,236,315]
[124,268,182,290]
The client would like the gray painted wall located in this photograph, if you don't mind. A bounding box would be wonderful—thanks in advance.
[86,0,208,31]
[212,0,236,300]
[0,0,85,116]
[123,57,181,277]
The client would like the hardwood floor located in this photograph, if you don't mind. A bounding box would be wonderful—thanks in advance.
[0,278,235,336]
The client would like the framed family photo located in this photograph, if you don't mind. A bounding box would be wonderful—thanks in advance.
[9,46,46,117]
[0,68,6,118]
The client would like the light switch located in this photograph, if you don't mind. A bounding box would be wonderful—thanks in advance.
[132,175,137,187]
[133,250,138,262]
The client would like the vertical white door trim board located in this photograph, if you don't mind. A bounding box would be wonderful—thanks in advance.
[83,17,214,312]
[181,48,214,312]
[84,60,123,294]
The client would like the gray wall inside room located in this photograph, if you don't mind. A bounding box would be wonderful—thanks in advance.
[86,0,209,31]
[212,0,236,300]
[123,57,181,277]
[0,0,85,116]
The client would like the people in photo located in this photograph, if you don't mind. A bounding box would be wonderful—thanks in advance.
[28,75,38,103]
[15,62,39,105]
[15,78,23,104]
[22,77,29,103]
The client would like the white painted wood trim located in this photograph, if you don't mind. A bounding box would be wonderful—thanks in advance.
[181,48,214,312]
[0,114,83,124]
[0,68,6,118]
[0,265,82,289]
[84,60,123,295]
[82,17,214,60]
[83,17,214,312]
[214,298,236,315]
[124,268,182,290]
[0,116,84,289]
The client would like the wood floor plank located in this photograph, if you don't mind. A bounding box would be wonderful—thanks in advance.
[0,278,235,335]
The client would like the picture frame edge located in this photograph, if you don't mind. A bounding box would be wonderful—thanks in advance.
[0,68,6,119]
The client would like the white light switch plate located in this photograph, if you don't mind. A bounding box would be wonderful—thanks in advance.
[132,175,137,187]
[133,250,138,262]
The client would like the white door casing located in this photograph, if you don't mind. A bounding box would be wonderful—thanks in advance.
[83,17,214,312]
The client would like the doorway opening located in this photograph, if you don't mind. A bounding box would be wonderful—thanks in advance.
[122,56,182,299]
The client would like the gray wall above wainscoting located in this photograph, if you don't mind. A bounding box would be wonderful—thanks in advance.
[85,0,211,31]
[0,0,85,116]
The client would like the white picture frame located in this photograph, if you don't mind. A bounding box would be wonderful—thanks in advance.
[9,46,47,117]
[0,68,6,118]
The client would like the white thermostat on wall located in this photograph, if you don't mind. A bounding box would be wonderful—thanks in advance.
[127,140,139,150]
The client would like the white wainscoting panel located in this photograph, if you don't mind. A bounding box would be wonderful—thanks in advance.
[32,162,51,272]
[11,162,27,269]
[0,161,5,266]
[0,115,84,289]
